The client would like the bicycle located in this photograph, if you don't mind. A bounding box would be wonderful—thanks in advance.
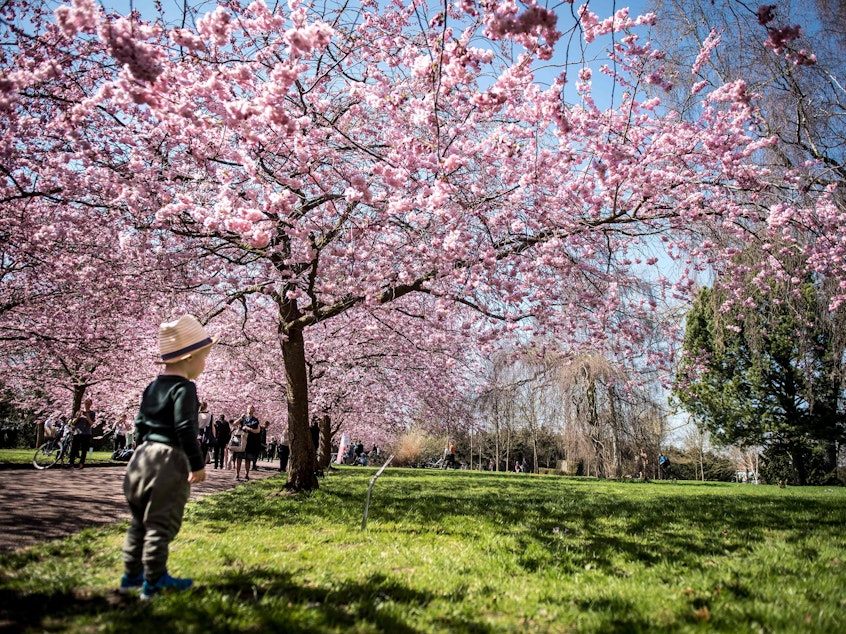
[33,429,72,469]
[421,456,444,469]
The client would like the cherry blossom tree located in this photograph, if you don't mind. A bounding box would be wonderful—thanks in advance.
[3,0,845,492]
[648,0,846,303]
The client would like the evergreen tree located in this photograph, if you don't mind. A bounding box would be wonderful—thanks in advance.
[675,280,845,484]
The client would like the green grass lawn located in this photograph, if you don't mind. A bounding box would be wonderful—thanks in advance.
[1,467,844,633]
[0,448,116,467]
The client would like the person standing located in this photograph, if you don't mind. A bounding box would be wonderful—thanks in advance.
[659,453,671,479]
[119,314,215,599]
[114,413,132,452]
[235,405,260,481]
[267,435,278,464]
[443,442,456,469]
[252,421,268,470]
[69,398,96,469]
[278,424,290,472]
[197,402,214,465]
[637,451,649,480]
[226,416,241,470]
[212,413,230,470]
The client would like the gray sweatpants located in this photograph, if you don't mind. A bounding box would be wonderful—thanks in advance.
[122,442,190,581]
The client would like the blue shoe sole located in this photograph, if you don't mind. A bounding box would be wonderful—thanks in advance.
[118,574,144,594]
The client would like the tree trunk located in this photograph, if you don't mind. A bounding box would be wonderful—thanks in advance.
[608,387,622,478]
[585,372,606,478]
[281,323,317,492]
[505,424,511,472]
[789,444,807,486]
[318,414,332,468]
[479,435,483,470]
[531,425,538,474]
[71,383,87,418]
[494,400,501,471]
[824,439,837,475]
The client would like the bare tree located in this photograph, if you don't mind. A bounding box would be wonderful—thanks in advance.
[651,0,845,185]
[654,0,846,480]
[682,424,712,482]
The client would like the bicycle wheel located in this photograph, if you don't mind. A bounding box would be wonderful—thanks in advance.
[33,441,61,469]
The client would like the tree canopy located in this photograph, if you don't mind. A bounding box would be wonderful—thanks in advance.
[2,0,845,489]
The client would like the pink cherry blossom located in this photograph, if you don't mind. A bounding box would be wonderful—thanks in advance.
[1,0,842,492]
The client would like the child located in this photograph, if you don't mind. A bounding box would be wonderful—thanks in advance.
[119,314,216,600]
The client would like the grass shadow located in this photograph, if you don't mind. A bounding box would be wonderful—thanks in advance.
[0,566,437,634]
[326,470,846,577]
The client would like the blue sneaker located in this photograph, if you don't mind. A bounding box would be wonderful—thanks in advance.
[140,572,193,600]
[118,572,144,594]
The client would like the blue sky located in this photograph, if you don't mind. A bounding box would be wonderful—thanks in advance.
[103,0,653,109]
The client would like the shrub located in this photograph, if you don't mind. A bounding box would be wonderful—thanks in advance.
[537,468,565,476]
[388,429,441,467]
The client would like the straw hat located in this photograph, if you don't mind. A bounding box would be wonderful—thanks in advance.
[157,314,218,364]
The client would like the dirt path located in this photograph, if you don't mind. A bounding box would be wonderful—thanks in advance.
[0,461,283,553]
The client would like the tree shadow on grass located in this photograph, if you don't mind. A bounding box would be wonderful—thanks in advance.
[346,471,846,577]
[0,568,440,634]
[2,472,841,632]
[208,471,845,574]
[181,472,846,586]
[0,586,126,634]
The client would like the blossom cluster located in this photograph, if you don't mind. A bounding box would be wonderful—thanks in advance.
[99,17,164,84]
[756,3,816,66]
[1,0,841,448]
[54,0,99,37]
[480,0,560,58]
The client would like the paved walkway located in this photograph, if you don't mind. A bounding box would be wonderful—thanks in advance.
[0,461,283,552]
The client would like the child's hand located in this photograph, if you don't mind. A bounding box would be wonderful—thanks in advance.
[188,468,206,484]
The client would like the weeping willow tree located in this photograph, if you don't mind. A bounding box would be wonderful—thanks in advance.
[476,348,668,478]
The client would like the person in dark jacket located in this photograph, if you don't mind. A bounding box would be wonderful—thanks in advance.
[252,421,268,470]
[212,414,230,469]
[68,398,96,469]
[119,314,216,600]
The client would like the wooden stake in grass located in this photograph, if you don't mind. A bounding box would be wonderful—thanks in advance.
[361,455,394,530]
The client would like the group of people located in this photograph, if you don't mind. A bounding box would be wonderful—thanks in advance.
[42,403,140,467]
[336,434,378,466]
[480,457,528,472]
[41,398,106,469]
[632,452,673,480]
[43,397,291,479]
[196,403,288,481]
